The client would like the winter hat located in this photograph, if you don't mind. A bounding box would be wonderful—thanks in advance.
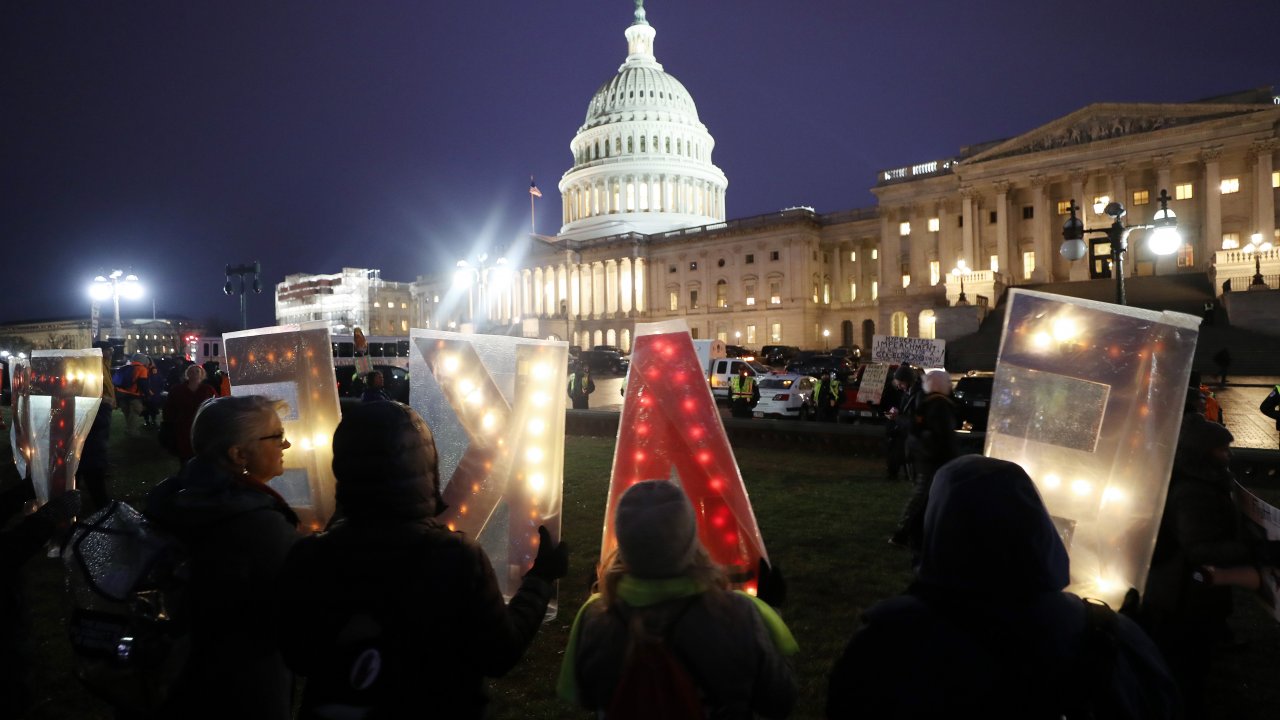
[893,365,916,384]
[615,480,700,578]
[332,401,447,520]
[1176,414,1233,457]
[131,353,150,364]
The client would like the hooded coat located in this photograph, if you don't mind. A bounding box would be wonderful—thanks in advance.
[275,401,554,719]
[828,456,1178,719]
[145,456,300,719]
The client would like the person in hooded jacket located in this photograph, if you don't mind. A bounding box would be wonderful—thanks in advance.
[275,400,568,720]
[827,456,1179,719]
[890,369,961,552]
[145,395,300,719]
[558,480,798,719]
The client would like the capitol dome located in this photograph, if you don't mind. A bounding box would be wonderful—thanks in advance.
[558,1,728,240]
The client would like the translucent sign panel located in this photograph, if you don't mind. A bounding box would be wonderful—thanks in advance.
[22,350,105,505]
[604,320,769,593]
[224,324,341,533]
[409,330,568,611]
[985,289,1200,607]
[9,357,31,479]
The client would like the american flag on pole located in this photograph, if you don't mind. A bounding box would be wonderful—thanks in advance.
[529,177,543,198]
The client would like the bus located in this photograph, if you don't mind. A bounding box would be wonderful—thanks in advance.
[332,334,411,371]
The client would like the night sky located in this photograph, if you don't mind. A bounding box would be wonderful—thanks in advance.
[3,0,1276,329]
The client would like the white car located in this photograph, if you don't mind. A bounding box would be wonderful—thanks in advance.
[752,374,817,420]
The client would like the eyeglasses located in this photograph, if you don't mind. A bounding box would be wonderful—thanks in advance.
[257,431,288,446]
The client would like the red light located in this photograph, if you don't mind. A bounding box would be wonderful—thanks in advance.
[673,371,686,383]
[697,450,712,464]
[774,394,790,401]
[711,514,726,527]
[682,398,696,413]
[723,531,738,544]
[636,423,649,436]
[689,426,705,440]
[634,451,646,462]
[709,477,723,492]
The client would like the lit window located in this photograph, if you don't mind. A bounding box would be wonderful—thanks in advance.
[928,217,940,232]
[990,255,999,273]
[1220,178,1240,194]
[401,320,408,332]
[871,249,878,260]
[744,281,756,306]
[770,323,782,342]
[1273,171,1279,188]
[1057,200,1072,215]
[823,280,831,304]
[849,282,857,300]
[1222,233,1240,250]
[374,302,381,308]
[929,261,940,286]
[1176,244,1194,268]
[401,302,408,309]
[1022,251,1036,280]
[899,221,911,236]
[769,280,782,304]
[849,250,857,262]
[746,325,757,344]
[689,261,698,271]
[668,290,678,311]
[1175,183,1194,200]
[689,290,699,309]
[871,281,878,301]
[1132,190,1149,206]
[715,280,727,308]
[1092,195,1110,212]
[902,274,910,289]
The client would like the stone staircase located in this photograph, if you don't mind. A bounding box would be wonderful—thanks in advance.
[943,273,1280,376]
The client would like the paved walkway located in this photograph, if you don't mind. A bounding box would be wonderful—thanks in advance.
[1213,376,1279,450]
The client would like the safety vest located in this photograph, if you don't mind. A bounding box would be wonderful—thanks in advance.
[817,379,841,399]
[730,374,755,399]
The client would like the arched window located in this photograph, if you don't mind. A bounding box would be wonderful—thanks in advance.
[677,139,682,155]
[606,328,617,347]
[665,137,671,153]
[823,275,831,304]
[891,312,909,337]
[715,279,728,308]
[620,328,631,353]
[593,330,604,347]
[640,135,646,153]
[918,310,936,340]
[811,274,820,303]
[627,137,633,154]
[615,137,621,154]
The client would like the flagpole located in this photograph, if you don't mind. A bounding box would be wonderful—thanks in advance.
[530,175,537,236]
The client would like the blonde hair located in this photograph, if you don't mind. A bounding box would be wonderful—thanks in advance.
[594,543,729,610]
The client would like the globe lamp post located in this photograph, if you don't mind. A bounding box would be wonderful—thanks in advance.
[1061,189,1180,306]
[1242,232,1274,288]
[950,259,971,306]
[88,270,143,342]
[224,262,263,330]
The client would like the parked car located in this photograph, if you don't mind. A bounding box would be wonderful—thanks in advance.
[759,345,800,367]
[829,346,862,362]
[591,344,625,355]
[575,349,630,376]
[725,345,757,361]
[785,354,856,380]
[953,371,995,431]
[708,358,771,401]
[336,364,411,403]
[753,374,817,420]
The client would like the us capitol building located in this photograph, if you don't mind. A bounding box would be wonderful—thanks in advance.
[275,1,1280,354]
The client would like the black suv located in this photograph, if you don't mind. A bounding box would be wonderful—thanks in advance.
[785,354,857,380]
[953,371,994,431]
[760,345,800,367]
[575,350,629,376]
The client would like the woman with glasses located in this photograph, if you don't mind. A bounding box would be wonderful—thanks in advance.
[145,395,300,719]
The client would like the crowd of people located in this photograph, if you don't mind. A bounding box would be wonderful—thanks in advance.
[2,350,1279,719]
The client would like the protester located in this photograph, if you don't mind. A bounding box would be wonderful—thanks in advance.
[890,369,960,553]
[114,353,152,432]
[161,364,217,466]
[568,363,596,409]
[141,356,165,428]
[144,395,299,719]
[1212,347,1231,385]
[883,365,919,481]
[76,343,116,510]
[276,400,566,719]
[1144,414,1279,716]
[828,455,1179,719]
[558,480,798,718]
[360,369,390,403]
[0,485,81,716]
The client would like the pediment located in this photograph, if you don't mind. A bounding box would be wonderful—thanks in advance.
[966,102,1271,164]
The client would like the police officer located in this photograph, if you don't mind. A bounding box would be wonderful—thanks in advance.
[815,371,842,422]
[1261,383,1280,448]
[568,363,596,410]
[729,365,759,419]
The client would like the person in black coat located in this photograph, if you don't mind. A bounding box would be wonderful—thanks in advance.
[828,456,1179,719]
[568,365,596,409]
[883,365,919,481]
[890,369,961,552]
[145,395,300,719]
[276,401,567,719]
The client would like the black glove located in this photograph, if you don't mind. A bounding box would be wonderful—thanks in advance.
[526,525,569,582]
[1118,587,1141,621]
[756,558,787,608]
[37,490,82,525]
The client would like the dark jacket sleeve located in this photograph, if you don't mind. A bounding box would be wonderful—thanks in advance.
[465,545,554,677]
[1261,389,1280,424]
[0,511,58,574]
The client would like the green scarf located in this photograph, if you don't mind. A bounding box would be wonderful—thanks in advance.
[555,575,798,703]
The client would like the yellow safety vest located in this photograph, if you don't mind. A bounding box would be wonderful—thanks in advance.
[730,375,755,399]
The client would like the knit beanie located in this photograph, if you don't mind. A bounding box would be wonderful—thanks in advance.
[1177,414,1233,457]
[332,401,447,520]
[893,365,916,384]
[615,480,700,578]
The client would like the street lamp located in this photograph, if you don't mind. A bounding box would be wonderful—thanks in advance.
[88,269,143,341]
[950,259,971,306]
[822,328,830,349]
[223,262,262,330]
[454,254,509,331]
[1061,189,1180,305]
[1242,232,1274,288]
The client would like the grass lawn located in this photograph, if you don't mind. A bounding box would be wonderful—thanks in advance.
[4,408,1279,719]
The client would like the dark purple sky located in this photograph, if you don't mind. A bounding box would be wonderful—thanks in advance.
[3,0,1276,328]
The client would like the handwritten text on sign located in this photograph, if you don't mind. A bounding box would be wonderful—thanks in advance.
[871,335,946,367]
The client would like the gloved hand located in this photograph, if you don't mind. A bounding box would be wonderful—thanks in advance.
[526,525,569,582]
[756,558,787,608]
[1118,587,1141,621]
[37,490,83,525]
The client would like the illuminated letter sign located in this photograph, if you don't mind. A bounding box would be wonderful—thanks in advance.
[602,320,769,593]
[986,289,1200,607]
[224,323,342,532]
[18,350,104,505]
[409,330,567,608]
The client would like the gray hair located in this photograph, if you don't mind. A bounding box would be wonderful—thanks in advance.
[922,369,953,395]
[184,364,206,383]
[191,395,288,459]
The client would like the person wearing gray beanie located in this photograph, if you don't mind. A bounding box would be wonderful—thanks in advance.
[558,480,797,718]
[276,401,568,719]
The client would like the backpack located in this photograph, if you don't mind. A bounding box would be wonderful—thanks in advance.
[64,501,192,713]
[111,364,136,390]
[606,599,704,720]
